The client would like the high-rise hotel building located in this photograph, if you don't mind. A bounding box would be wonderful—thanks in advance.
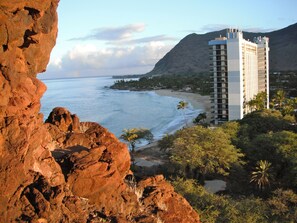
[209,29,269,124]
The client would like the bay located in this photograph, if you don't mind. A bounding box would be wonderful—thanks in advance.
[40,76,200,141]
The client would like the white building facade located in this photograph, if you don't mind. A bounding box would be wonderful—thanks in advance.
[209,29,269,124]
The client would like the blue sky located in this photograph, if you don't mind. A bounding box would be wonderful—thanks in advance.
[42,0,297,79]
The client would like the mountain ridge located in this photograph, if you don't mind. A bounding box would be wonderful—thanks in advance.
[147,23,297,75]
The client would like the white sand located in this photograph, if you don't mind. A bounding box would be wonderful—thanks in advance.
[134,157,164,167]
[154,89,211,123]
[204,180,227,193]
[134,141,165,167]
[134,90,212,166]
[155,89,211,112]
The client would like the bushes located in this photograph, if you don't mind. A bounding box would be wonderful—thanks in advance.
[172,178,297,222]
[169,126,243,181]
[172,178,268,223]
[158,109,297,222]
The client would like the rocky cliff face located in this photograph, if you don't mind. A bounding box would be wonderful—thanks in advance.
[0,1,200,222]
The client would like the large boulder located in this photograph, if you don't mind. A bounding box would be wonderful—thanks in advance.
[0,1,66,221]
[0,1,200,222]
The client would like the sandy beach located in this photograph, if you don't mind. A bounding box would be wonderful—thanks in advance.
[154,89,211,118]
[133,91,226,194]
[134,90,211,167]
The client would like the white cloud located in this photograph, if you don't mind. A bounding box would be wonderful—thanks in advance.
[70,23,146,41]
[243,27,275,33]
[41,42,173,79]
[197,24,229,33]
[197,24,275,34]
[51,57,62,69]
[107,35,179,45]
[69,23,178,47]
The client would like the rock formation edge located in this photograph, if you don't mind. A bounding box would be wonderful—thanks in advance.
[0,1,200,222]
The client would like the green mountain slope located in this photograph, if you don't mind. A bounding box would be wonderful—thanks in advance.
[147,23,297,75]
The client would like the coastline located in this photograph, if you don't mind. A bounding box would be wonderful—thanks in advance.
[135,90,211,161]
[151,89,211,139]
[154,89,211,116]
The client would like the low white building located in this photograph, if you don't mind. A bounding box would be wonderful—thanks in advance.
[209,29,269,124]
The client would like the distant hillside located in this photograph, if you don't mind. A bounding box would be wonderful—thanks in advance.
[146,23,297,75]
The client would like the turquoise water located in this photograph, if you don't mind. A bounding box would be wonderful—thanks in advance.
[40,76,201,140]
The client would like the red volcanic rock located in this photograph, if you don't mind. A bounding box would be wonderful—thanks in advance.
[138,175,200,223]
[0,1,91,222]
[66,146,137,215]
[0,0,200,222]
[46,108,137,217]
[46,107,200,222]
[46,107,80,133]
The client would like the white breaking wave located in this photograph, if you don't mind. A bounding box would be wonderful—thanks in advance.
[41,76,201,141]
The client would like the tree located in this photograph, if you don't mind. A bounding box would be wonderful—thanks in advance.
[170,126,244,181]
[221,121,240,141]
[172,178,268,223]
[271,90,297,121]
[177,100,189,126]
[268,189,297,222]
[120,128,153,153]
[193,112,207,125]
[247,131,297,188]
[239,109,292,139]
[281,97,297,122]
[271,89,286,110]
[177,100,189,110]
[250,160,273,190]
[247,92,267,111]
[158,134,175,152]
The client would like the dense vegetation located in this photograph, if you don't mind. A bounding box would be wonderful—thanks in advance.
[111,73,212,95]
[270,71,297,97]
[112,71,297,98]
[114,70,297,221]
[173,178,297,223]
[157,91,297,222]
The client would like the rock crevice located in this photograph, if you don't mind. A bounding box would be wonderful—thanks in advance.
[0,1,200,222]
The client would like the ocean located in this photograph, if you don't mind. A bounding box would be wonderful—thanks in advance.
[40,76,201,142]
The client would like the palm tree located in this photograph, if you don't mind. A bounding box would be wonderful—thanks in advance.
[272,89,286,110]
[177,100,189,126]
[120,128,138,153]
[250,160,273,190]
[120,128,153,153]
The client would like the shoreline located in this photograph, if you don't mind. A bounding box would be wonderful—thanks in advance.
[154,89,211,118]
[154,89,211,111]
[136,90,211,152]
[129,89,212,167]
[152,89,211,140]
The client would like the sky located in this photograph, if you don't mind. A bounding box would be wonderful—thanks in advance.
[41,0,297,79]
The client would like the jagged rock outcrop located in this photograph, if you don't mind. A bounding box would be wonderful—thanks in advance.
[138,175,200,223]
[0,0,66,221]
[45,107,200,222]
[0,1,200,222]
